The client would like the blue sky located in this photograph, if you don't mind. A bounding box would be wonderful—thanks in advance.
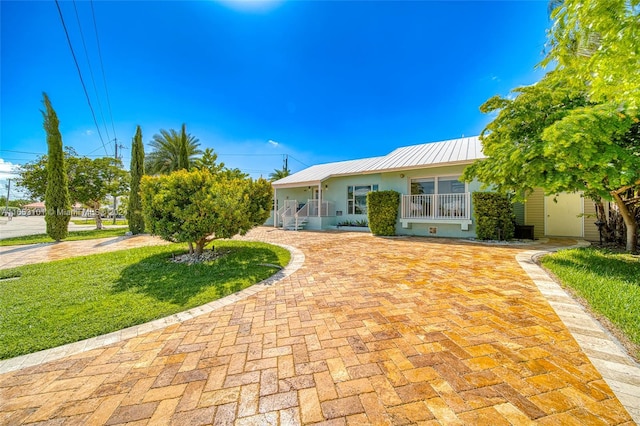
[1,0,550,197]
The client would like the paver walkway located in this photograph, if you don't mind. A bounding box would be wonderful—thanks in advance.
[0,235,167,270]
[0,228,637,425]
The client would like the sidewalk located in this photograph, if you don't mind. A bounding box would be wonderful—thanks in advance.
[0,215,127,240]
[0,234,167,270]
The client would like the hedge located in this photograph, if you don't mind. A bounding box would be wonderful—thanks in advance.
[472,192,515,240]
[367,190,400,236]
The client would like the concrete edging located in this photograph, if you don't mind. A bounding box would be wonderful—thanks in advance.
[515,241,640,424]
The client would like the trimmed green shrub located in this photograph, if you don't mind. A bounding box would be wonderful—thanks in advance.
[473,192,515,240]
[140,169,272,255]
[367,190,399,236]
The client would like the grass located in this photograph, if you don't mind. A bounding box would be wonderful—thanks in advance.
[540,247,640,355]
[0,228,128,246]
[0,240,290,359]
[71,218,128,226]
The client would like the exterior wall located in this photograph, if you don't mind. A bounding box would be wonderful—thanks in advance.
[382,164,479,238]
[513,202,525,226]
[525,188,595,239]
[321,174,382,226]
[583,199,602,242]
[272,164,482,237]
[524,188,545,239]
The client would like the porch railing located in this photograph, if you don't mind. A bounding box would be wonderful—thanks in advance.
[401,193,470,220]
[303,199,336,217]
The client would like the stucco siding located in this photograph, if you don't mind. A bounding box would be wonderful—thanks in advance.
[525,188,545,239]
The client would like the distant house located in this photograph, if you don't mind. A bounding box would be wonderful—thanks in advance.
[268,136,600,240]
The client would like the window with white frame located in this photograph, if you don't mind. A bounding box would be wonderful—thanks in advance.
[411,176,465,195]
[347,184,378,214]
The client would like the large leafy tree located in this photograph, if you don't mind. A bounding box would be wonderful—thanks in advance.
[18,151,129,230]
[127,126,145,234]
[543,0,640,113]
[72,157,129,230]
[42,93,71,241]
[18,147,77,201]
[140,169,272,255]
[464,0,640,252]
[145,125,202,175]
[463,74,640,252]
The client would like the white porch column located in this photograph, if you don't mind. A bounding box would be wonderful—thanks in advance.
[273,188,277,228]
[318,183,322,217]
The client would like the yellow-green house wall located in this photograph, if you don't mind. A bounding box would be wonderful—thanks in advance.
[523,188,601,241]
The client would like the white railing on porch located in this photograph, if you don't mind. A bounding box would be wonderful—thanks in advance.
[401,193,470,220]
[303,199,336,217]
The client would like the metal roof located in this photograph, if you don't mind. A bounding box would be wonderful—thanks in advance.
[273,136,484,188]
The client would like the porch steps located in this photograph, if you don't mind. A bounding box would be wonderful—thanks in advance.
[283,217,308,231]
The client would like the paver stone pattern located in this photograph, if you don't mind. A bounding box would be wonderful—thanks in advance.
[0,228,633,425]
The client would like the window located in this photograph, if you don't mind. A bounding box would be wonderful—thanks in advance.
[347,184,378,214]
[411,176,464,195]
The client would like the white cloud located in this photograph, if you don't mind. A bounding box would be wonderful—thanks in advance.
[0,158,20,178]
[268,139,279,147]
[84,130,94,136]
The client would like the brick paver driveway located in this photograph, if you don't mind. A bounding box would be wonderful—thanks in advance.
[0,229,633,424]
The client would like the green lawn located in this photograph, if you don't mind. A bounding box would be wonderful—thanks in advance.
[0,228,128,246]
[540,247,640,356]
[0,240,290,359]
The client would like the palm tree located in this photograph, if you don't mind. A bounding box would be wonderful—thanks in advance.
[269,167,290,182]
[145,125,202,175]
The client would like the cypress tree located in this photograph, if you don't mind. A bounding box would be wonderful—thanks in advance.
[42,92,71,241]
[127,125,146,234]
[178,123,189,171]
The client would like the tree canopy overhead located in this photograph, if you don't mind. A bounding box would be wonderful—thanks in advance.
[543,0,640,113]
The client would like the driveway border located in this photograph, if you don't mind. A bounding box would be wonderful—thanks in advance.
[516,242,640,424]
[0,243,305,375]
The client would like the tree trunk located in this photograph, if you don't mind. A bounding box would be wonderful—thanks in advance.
[594,201,614,242]
[195,240,205,256]
[611,192,638,253]
[188,242,194,255]
[94,208,103,230]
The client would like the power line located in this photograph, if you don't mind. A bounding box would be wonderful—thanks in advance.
[288,155,309,168]
[90,0,118,145]
[54,0,110,156]
[72,0,111,147]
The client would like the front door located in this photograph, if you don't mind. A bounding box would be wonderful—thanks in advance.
[545,192,583,237]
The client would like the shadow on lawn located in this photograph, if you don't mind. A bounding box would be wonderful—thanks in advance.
[113,246,282,305]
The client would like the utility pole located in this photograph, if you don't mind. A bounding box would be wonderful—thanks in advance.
[284,154,288,172]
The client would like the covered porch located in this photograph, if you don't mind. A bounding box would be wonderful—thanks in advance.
[273,183,336,230]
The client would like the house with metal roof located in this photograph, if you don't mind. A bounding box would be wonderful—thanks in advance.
[268,136,601,240]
